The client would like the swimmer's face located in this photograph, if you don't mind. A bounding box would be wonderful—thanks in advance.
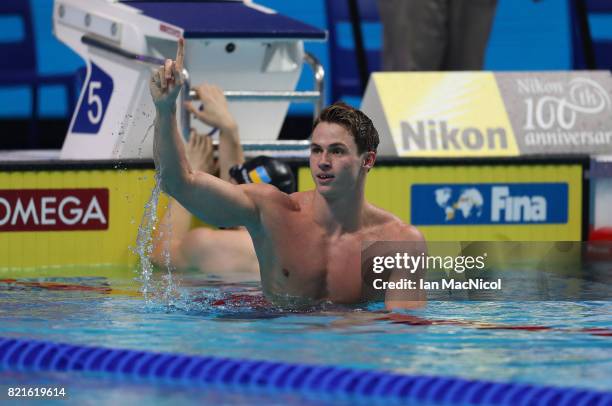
[310,122,373,196]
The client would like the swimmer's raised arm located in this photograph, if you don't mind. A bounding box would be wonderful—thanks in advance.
[150,38,259,228]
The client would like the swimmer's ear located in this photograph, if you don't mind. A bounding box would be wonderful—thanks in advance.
[363,151,376,170]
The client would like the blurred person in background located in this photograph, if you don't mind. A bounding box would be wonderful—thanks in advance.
[378,0,498,71]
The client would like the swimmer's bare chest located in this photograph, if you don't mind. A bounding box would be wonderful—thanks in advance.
[252,208,365,304]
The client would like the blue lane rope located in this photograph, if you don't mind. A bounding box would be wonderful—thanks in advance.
[1,336,610,405]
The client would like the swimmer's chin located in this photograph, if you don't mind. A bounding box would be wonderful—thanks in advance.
[314,184,341,199]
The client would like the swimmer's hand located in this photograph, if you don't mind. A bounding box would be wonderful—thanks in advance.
[186,129,218,174]
[149,37,185,112]
[184,84,237,132]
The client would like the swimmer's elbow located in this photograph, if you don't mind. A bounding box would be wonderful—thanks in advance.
[158,176,174,197]
[158,169,194,200]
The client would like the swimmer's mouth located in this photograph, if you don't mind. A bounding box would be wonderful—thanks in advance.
[316,174,335,182]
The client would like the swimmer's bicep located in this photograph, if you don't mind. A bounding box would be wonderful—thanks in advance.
[180,172,260,228]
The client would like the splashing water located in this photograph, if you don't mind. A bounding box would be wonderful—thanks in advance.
[132,150,182,308]
[138,123,155,158]
[112,105,153,159]
[111,113,133,158]
[134,170,162,304]
[156,197,183,307]
[132,173,185,311]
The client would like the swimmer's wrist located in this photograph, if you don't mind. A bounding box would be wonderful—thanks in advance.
[219,119,238,134]
[155,105,177,117]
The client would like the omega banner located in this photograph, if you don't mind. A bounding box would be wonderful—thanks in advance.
[0,167,160,270]
[361,71,612,157]
[0,189,108,232]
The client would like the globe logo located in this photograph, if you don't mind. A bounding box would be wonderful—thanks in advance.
[435,187,484,221]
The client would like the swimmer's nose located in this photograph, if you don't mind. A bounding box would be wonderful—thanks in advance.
[318,152,332,170]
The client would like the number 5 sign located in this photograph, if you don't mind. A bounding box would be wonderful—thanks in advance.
[71,63,114,134]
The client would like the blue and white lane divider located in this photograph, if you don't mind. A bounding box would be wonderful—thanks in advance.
[1,336,610,405]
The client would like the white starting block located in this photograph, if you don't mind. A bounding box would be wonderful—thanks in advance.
[53,0,326,159]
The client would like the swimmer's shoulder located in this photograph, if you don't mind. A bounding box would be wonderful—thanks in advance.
[288,190,314,207]
[240,183,304,212]
[365,204,425,242]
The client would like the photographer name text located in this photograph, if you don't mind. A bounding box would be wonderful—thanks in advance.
[373,278,502,291]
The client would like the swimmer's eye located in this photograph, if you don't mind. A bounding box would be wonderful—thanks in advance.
[330,147,346,155]
[310,146,322,154]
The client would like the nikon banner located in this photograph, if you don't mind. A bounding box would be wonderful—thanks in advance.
[361,71,612,157]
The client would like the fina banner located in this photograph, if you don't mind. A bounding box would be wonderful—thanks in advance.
[411,183,568,226]
[361,71,612,157]
[404,164,582,241]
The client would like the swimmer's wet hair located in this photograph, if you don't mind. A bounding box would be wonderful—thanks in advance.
[314,102,379,154]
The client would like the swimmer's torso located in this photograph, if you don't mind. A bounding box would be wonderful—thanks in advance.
[246,189,406,305]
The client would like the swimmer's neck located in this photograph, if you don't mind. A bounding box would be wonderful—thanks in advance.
[311,185,367,234]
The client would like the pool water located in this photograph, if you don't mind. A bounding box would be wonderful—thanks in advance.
[0,271,611,403]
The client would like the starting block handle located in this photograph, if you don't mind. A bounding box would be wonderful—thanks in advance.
[182,52,324,138]
[80,35,325,139]
[304,52,325,120]
[188,90,320,103]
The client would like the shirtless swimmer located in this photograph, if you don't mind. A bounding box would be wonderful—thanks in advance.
[149,38,425,309]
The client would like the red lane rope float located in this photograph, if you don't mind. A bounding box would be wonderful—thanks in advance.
[375,313,612,337]
[0,278,139,297]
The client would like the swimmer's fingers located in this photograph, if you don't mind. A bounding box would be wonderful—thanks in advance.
[192,131,209,150]
[183,101,212,125]
[188,83,233,131]
[194,83,212,103]
[149,68,166,103]
[202,136,215,168]
[163,59,173,88]
[193,132,203,148]
[197,84,226,104]
[183,100,207,122]
[203,133,213,152]
[210,85,226,102]
[151,68,162,89]
[172,62,184,88]
[175,37,185,72]
[149,68,157,85]
[188,128,197,146]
